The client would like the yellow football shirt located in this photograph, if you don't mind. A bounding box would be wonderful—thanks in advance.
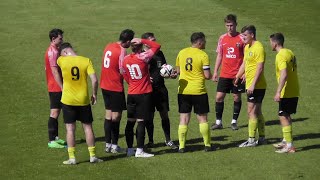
[244,41,267,89]
[57,56,95,106]
[176,47,210,95]
[275,48,299,98]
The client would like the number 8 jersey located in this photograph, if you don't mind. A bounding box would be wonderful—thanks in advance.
[57,56,95,106]
[122,39,161,95]
[176,47,210,95]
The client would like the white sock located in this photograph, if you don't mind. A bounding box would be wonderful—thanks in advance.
[111,144,118,149]
[216,120,222,125]
[55,136,60,140]
[249,138,255,143]
[136,148,143,154]
[287,142,292,148]
[231,119,237,124]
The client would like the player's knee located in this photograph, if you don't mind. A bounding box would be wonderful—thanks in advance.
[50,109,60,118]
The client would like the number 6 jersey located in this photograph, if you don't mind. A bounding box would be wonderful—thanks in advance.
[57,56,95,106]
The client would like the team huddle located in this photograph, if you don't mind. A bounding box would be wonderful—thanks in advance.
[44,14,300,165]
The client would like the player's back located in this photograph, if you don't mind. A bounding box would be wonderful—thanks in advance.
[58,56,95,106]
[176,47,209,95]
[122,53,152,95]
[276,48,299,98]
[100,42,125,92]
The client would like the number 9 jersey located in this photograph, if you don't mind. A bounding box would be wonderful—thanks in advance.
[176,47,210,95]
[57,56,95,106]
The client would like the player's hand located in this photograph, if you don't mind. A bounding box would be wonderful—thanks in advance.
[212,72,218,82]
[233,78,239,87]
[241,74,246,84]
[170,69,178,79]
[91,94,97,105]
[274,92,281,102]
[247,85,254,95]
[131,38,142,45]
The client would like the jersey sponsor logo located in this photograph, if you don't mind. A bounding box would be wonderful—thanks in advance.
[226,47,236,58]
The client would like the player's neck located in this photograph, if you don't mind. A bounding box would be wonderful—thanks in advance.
[228,31,238,37]
[248,39,256,47]
[276,46,283,52]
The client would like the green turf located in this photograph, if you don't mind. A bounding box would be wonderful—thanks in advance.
[1,0,320,179]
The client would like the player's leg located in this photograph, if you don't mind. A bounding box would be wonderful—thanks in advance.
[178,94,192,152]
[239,99,257,147]
[145,94,156,147]
[125,95,136,156]
[102,89,112,152]
[231,93,242,130]
[254,89,266,145]
[212,78,228,130]
[62,104,76,165]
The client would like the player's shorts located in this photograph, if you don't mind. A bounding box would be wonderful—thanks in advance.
[217,77,245,94]
[62,104,93,124]
[151,86,169,112]
[49,92,62,109]
[278,97,299,116]
[178,93,209,114]
[101,89,126,112]
[127,93,152,120]
[247,89,266,103]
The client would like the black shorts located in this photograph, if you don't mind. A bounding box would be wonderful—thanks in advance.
[151,86,169,112]
[178,94,209,114]
[101,89,127,112]
[62,104,93,124]
[279,97,299,116]
[127,93,152,119]
[217,77,245,94]
[247,89,266,103]
[49,92,62,109]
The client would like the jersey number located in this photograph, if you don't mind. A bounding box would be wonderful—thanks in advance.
[126,64,142,79]
[71,66,80,80]
[104,51,112,68]
[185,58,193,71]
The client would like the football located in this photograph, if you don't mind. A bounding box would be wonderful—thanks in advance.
[160,64,173,78]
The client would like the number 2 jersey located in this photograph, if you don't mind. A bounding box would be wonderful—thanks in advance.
[176,47,210,95]
[57,56,95,106]
[122,39,161,95]
[100,42,126,92]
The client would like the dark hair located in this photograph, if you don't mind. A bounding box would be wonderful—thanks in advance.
[141,32,154,39]
[58,42,72,55]
[270,33,285,46]
[119,29,135,43]
[241,25,256,38]
[130,43,143,53]
[224,14,237,24]
[49,28,63,41]
[190,32,205,44]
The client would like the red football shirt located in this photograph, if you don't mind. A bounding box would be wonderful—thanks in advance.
[216,33,245,78]
[45,43,61,92]
[100,42,126,92]
[122,39,160,95]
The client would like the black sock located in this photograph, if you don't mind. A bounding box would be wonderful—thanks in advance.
[215,102,224,120]
[111,121,120,145]
[125,121,135,148]
[233,101,242,120]
[104,119,112,143]
[145,113,154,143]
[162,118,171,141]
[136,121,146,148]
[48,117,58,141]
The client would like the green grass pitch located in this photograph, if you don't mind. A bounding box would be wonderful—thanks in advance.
[1,0,320,179]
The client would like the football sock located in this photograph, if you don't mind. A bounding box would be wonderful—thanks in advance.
[282,125,292,144]
[257,115,265,137]
[199,122,210,147]
[162,118,171,142]
[48,117,58,141]
[215,102,224,121]
[104,119,112,143]
[125,121,135,148]
[88,146,96,157]
[178,125,188,149]
[111,121,120,145]
[233,101,242,121]
[248,118,258,138]
[145,114,154,143]
[68,147,75,159]
[136,121,145,149]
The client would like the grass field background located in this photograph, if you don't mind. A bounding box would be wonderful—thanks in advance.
[1,0,320,179]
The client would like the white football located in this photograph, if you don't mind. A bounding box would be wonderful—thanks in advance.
[160,64,173,78]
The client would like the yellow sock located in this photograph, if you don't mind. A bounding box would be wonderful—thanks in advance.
[199,122,210,147]
[248,118,258,138]
[68,147,75,159]
[88,146,96,157]
[257,115,265,137]
[178,125,188,149]
[282,125,292,143]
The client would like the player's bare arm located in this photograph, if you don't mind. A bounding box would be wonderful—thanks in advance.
[51,66,63,89]
[247,62,264,94]
[274,69,287,102]
[90,73,98,105]
[212,53,222,82]
[234,61,245,86]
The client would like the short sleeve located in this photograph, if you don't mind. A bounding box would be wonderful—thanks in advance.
[276,54,287,71]
[216,36,223,54]
[87,59,95,75]
[255,47,265,63]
